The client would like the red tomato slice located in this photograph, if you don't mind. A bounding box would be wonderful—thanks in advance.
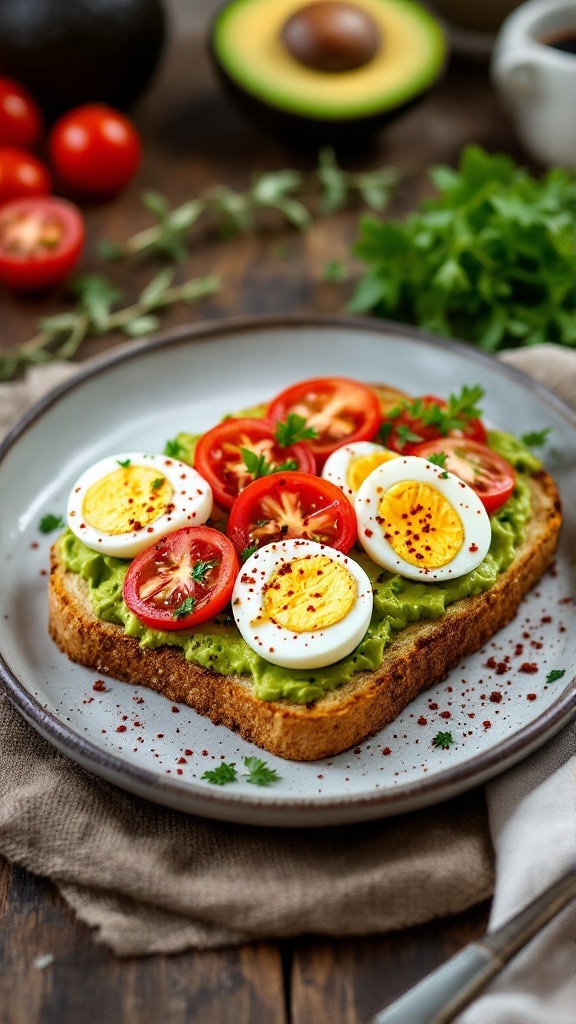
[193,417,316,511]
[266,377,382,468]
[412,438,516,513]
[123,526,239,631]
[226,471,357,556]
[0,147,51,202]
[0,196,84,291]
[380,395,487,454]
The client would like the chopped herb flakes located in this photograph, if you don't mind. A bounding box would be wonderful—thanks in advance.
[432,731,454,750]
[38,513,65,534]
[201,756,281,787]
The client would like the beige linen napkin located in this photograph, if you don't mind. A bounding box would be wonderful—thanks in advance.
[0,346,573,967]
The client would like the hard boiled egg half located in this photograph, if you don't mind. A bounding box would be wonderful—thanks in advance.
[355,455,491,582]
[67,452,212,558]
[232,538,373,670]
[322,440,399,503]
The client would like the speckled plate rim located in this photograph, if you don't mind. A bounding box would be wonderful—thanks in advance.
[1,313,575,828]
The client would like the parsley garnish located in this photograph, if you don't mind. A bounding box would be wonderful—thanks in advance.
[190,559,217,583]
[546,669,566,684]
[350,144,576,352]
[396,424,424,448]
[116,458,131,468]
[275,413,318,447]
[151,477,164,490]
[38,513,65,534]
[241,543,259,563]
[243,756,281,786]
[164,438,185,459]
[521,429,551,448]
[427,452,450,478]
[432,731,454,750]
[173,596,196,620]
[201,762,238,785]
[427,451,447,468]
[241,448,298,479]
[201,757,281,787]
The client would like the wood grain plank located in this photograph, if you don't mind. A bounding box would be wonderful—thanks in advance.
[290,903,490,1024]
[0,856,286,1024]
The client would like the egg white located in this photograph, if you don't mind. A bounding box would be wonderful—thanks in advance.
[355,455,492,582]
[231,538,373,670]
[67,452,213,558]
[321,440,399,503]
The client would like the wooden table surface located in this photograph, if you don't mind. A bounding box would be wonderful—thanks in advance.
[0,21,527,1024]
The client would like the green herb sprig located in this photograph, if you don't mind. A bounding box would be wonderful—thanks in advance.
[99,148,399,264]
[0,271,220,382]
[350,145,576,351]
[241,448,298,479]
[432,731,454,750]
[38,513,65,534]
[201,756,281,787]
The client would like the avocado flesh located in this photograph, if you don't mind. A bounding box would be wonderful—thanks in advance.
[211,0,446,122]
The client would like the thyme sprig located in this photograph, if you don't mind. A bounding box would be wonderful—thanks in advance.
[99,148,400,263]
[0,270,220,381]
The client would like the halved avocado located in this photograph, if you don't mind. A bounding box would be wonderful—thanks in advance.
[210,0,447,145]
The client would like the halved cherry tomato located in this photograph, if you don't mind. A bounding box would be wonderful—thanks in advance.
[48,103,141,199]
[193,417,316,512]
[0,78,43,150]
[412,438,516,513]
[227,471,357,556]
[0,147,51,202]
[380,395,487,454]
[0,196,84,291]
[123,526,239,631]
[267,377,382,468]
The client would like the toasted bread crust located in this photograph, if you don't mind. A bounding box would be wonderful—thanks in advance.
[48,471,562,761]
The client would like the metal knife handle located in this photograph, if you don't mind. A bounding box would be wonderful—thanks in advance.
[369,866,576,1024]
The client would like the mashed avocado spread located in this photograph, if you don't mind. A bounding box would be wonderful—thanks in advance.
[59,431,536,704]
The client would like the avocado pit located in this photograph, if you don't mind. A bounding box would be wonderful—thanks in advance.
[281,1,381,73]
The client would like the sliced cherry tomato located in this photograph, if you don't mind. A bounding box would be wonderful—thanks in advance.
[266,377,382,468]
[380,394,487,454]
[193,417,316,512]
[0,147,51,202]
[0,196,84,291]
[412,438,516,513]
[123,526,239,631]
[0,78,43,150]
[48,103,141,199]
[227,471,357,556]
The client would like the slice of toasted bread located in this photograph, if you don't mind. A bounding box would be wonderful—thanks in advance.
[49,470,561,761]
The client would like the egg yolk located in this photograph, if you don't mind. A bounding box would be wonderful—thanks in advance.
[83,466,173,535]
[378,481,464,569]
[263,554,357,632]
[347,450,398,493]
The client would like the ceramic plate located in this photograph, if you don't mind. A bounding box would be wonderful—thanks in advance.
[1,316,575,827]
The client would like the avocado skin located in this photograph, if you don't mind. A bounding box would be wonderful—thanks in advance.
[0,0,167,117]
[210,42,439,149]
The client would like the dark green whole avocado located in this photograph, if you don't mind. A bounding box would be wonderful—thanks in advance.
[210,0,447,147]
[0,0,167,117]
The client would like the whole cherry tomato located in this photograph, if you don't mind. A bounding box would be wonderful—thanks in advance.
[48,103,141,199]
[0,78,43,149]
[0,196,84,291]
[0,147,51,202]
